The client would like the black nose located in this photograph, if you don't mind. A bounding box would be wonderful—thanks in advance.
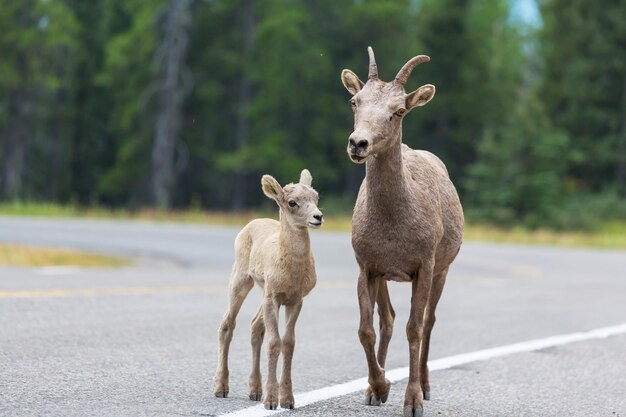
[348,137,368,151]
[313,214,323,221]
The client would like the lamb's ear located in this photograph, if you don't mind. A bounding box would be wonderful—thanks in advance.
[261,175,284,202]
[299,169,312,186]
[406,84,436,110]
[341,69,364,95]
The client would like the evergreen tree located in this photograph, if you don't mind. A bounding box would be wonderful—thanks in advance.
[0,0,78,199]
[413,0,522,184]
[97,0,164,206]
[541,0,626,195]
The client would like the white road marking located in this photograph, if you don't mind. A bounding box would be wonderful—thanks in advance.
[217,322,626,417]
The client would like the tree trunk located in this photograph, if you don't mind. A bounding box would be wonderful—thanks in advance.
[152,0,192,209]
[2,131,26,199]
[1,91,31,199]
[231,0,255,211]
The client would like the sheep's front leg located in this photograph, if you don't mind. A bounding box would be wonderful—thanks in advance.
[358,272,390,405]
[262,296,281,410]
[279,301,303,409]
[365,280,396,405]
[404,262,433,417]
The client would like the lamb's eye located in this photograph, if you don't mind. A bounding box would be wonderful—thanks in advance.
[395,108,406,117]
[288,200,297,207]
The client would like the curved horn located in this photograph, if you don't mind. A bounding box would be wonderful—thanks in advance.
[367,46,378,80]
[395,55,430,85]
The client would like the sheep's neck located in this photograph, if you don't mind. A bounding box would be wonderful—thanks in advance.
[278,211,310,257]
[365,131,407,206]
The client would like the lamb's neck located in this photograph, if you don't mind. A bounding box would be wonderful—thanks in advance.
[278,211,311,257]
[365,133,408,205]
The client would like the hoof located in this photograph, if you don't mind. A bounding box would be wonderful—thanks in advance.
[403,405,424,417]
[214,390,228,398]
[380,389,389,404]
[264,402,278,410]
[364,379,390,406]
[364,394,382,406]
[280,393,295,409]
[423,391,430,401]
[249,393,262,401]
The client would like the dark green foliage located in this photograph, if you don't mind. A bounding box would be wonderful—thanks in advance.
[0,0,623,228]
[541,0,626,195]
[0,0,79,199]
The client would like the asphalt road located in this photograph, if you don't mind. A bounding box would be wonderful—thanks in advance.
[1,216,625,417]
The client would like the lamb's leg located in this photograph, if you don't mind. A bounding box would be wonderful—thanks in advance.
[248,305,265,401]
[358,271,390,405]
[404,262,434,417]
[214,266,254,398]
[279,301,302,409]
[262,296,281,410]
[365,280,396,405]
[419,266,448,401]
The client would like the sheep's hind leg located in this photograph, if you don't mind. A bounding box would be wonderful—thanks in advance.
[358,272,390,406]
[214,266,254,398]
[365,280,395,406]
[248,306,264,401]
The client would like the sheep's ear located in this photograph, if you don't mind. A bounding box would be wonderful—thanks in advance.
[299,169,312,186]
[406,84,436,110]
[262,175,283,202]
[341,69,364,95]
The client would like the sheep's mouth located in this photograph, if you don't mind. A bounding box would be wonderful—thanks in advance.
[308,221,322,228]
[349,154,366,164]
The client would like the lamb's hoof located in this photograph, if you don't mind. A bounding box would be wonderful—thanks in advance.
[280,392,295,409]
[403,405,424,417]
[264,401,278,410]
[214,390,228,398]
[423,390,430,401]
[214,380,229,398]
[280,401,295,409]
[249,393,262,401]
[264,387,279,410]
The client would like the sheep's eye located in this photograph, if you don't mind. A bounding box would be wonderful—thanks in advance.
[288,200,297,207]
[395,108,406,117]
[350,99,356,107]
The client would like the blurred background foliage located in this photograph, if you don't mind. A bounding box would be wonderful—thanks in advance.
[0,0,625,230]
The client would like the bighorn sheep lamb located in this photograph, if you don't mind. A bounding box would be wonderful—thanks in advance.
[341,47,464,417]
[213,169,323,410]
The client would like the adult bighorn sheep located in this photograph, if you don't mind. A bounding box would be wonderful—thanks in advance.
[341,47,464,417]
[213,169,323,410]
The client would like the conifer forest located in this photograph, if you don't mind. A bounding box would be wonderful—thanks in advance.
[1,0,625,229]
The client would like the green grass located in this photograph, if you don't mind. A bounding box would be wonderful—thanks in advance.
[0,244,129,267]
[0,201,261,225]
[463,222,626,249]
[1,202,625,249]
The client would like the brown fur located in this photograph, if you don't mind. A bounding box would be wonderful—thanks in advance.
[342,47,464,417]
[213,169,323,410]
